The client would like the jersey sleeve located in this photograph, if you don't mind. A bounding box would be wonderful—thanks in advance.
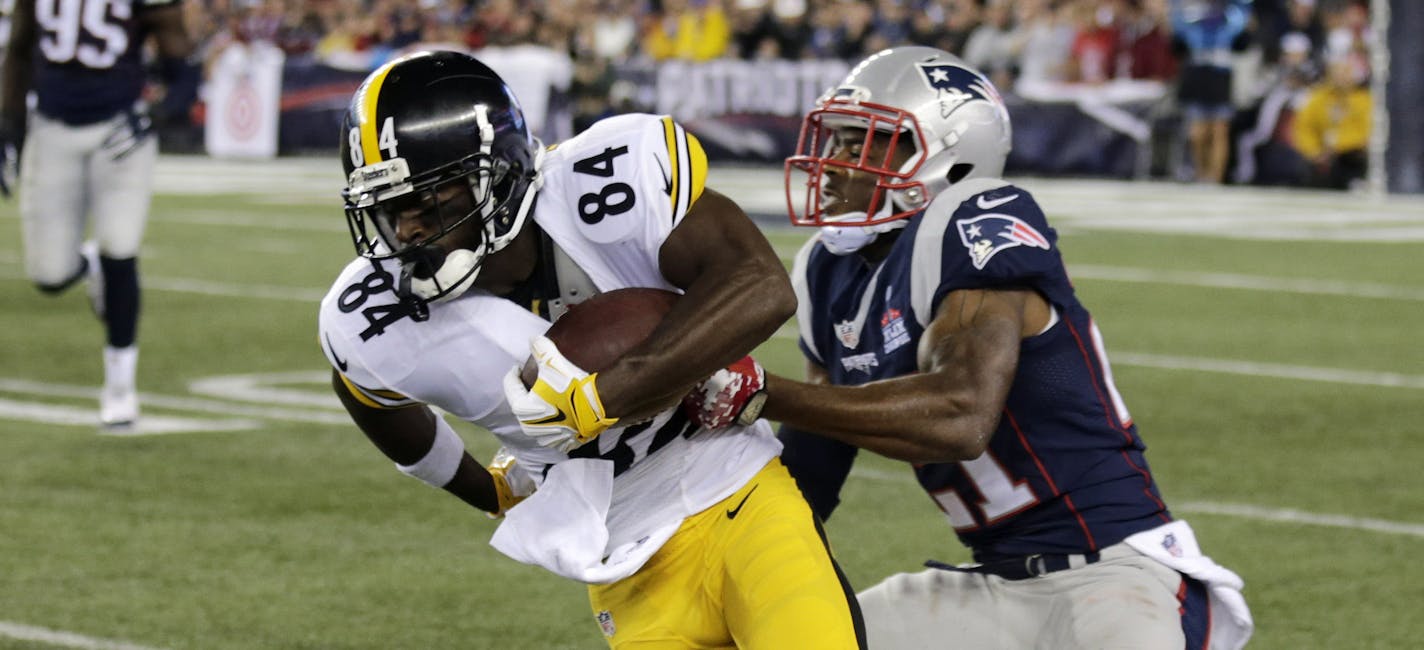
[908,180,1066,327]
[790,234,825,365]
[318,260,420,410]
[535,113,709,291]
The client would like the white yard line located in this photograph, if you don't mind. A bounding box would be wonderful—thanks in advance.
[1112,353,1424,389]
[0,378,349,428]
[1068,264,1424,302]
[1174,502,1424,539]
[0,622,166,650]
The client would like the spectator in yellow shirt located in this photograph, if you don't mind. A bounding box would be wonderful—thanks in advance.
[1292,57,1372,189]
[642,0,731,61]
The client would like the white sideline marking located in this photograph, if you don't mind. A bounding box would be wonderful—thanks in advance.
[1068,264,1424,302]
[0,397,257,435]
[846,468,1424,539]
[0,378,350,429]
[188,371,338,407]
[1175,502,1424,539]
[1113,352,1424,390]
[0,621,165,650]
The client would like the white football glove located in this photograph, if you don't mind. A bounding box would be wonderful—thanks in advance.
[501,336,618,453]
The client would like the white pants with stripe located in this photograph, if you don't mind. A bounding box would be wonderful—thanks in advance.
[20,110,157,285]
[857,542,1186,650]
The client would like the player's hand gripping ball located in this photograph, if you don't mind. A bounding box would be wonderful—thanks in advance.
[503,288,679,452]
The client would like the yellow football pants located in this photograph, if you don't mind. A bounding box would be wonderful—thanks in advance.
[587,457,865,649]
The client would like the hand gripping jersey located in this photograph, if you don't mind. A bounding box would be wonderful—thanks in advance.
[792,177,1171,562]
[319,113,779,578]
[31,0,179,124]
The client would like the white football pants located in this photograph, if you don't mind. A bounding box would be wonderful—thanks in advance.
[20,110,157,286]
[857,542,1186,649]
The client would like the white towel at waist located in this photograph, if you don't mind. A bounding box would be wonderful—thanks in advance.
[1124,519,1254,650]
[489,458,680,584]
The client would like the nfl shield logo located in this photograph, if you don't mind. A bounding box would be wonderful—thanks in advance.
[596,610,616,637]
[834,320,861,349]
[1162,533,1184,558]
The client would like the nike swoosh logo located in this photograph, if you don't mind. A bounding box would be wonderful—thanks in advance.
[324,333,349,372]
[976,194,1020,210]
[658,161,673,196]
[726,484,758,520]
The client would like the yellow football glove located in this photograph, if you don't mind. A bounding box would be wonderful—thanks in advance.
[500,336,619,453]
[485,447,536,518]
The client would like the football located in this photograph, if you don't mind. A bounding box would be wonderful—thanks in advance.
[520,287,680,386]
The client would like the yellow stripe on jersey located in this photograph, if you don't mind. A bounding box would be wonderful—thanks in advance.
[684,130,707,206]
[338,373,413,410]
[660,117,680,216]
[355,61,398,165]
[660,117,709,220]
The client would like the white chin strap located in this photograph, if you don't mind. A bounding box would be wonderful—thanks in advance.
[408,248,481,303]
[819,203,905,255]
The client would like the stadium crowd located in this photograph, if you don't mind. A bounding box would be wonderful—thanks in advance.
[186,0,1374,188]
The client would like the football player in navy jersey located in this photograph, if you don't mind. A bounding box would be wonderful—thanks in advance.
[727,46,1253,649]
[1,0,198,428]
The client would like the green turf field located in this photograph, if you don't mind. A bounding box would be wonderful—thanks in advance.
[1,163,1421,649]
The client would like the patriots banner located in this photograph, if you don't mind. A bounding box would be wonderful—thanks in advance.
[956,214,1051,269]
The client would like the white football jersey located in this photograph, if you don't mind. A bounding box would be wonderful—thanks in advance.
[318,113,779,565]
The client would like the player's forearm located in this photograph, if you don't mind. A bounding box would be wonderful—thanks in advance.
[604,257,795,421]
[332,371,500,513]
[761,372,998,463]
[442,457,503,514]
[1,1,34,126]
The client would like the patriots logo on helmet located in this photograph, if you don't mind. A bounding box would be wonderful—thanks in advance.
[917,63,999,116]
[956,214,1051,269]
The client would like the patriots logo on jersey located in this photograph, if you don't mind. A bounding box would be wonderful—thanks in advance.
[918,64,998,116]
[956,214,1051,269]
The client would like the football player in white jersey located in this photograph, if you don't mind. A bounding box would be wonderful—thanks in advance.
[319,51,865,648]
[1,0,199,427]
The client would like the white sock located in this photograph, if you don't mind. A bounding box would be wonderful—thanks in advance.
[103,345,139,390]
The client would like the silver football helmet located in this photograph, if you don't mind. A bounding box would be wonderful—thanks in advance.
[786,46,1012,228]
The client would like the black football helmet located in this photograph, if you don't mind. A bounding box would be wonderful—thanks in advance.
[340,50,543,304]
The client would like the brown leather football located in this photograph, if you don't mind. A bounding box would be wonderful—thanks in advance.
[520,287,680,386]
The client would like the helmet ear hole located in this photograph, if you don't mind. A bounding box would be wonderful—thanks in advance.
[947,163,974,184]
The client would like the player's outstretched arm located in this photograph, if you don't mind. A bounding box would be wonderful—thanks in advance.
[598,188,795,422]
[762,287,1049,463]
[141,3,200,127]
[330,370,521,516]
[0,0,36,197]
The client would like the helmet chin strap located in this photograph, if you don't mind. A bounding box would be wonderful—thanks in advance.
[406,247,481,303]
[819,201,903,255]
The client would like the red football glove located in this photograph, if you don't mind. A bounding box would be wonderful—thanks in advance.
[682,356,767,430]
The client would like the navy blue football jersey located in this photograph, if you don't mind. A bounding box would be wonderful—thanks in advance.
[30,0,178,124]
[791,177,1172,562]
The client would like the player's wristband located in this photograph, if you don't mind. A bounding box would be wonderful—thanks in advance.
[396,416,465,488]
